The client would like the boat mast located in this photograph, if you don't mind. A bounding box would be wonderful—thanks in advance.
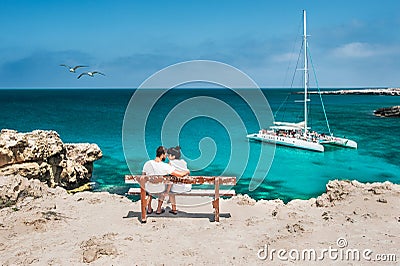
[303,10,308,136]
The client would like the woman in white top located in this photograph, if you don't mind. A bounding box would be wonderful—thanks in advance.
[166,146,191,214]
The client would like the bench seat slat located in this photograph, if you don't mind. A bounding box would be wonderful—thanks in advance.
[127,188,235,197]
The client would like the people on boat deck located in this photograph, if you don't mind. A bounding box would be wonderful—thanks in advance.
[167,146,191,214]
[142,146,189,215]
[261,128,328,143]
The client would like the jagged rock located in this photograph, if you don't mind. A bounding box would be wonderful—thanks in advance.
[0,162,45,180]
[65,143,103,164]
[315,180,396,207]
[59,160,89,188]
[315,180,354,207]
[0,129,64,167]
[65,143,103,177]
[234,194,256,206]
[0,175,66,207]
[374,106,400,117]
[0,129,102,189]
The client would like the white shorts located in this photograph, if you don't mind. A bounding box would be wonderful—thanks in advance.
[170,184,192,193]
[145,183,166,194]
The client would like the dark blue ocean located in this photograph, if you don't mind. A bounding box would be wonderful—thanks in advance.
[0,89,399,202]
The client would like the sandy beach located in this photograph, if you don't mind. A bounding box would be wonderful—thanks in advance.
[0,175,399,265]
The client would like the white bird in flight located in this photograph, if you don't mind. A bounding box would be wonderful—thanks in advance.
[60,64,88,73]
[77,71,106,79]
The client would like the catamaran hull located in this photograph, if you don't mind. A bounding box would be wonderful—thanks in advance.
[321,137,357,149]
[247,133,325,152]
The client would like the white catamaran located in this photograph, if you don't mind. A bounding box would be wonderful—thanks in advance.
[247,10,357,152]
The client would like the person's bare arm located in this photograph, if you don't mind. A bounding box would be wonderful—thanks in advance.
[171,169,189,177]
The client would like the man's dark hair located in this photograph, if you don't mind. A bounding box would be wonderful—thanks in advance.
[156,146,166,158]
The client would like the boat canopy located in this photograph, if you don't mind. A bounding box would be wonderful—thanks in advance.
[273,121,305,128]
[270,125,302,130]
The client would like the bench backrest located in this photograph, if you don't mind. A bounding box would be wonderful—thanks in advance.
[125,175,236,185]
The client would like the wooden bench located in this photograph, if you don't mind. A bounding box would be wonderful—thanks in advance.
[125,175,236,223]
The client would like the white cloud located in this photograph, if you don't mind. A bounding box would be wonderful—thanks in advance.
[272,52,298,62]
[332,42,381,58]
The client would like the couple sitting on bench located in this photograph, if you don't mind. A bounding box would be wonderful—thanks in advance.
[142,146,190,215]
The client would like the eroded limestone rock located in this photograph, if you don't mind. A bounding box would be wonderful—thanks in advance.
[0,129,102,189]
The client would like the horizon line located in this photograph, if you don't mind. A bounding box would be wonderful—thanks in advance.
[0,86,393,90]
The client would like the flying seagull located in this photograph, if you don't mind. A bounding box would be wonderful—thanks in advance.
[60,64,89,73]
[77,71,106,79]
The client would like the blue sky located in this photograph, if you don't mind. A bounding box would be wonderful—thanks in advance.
[0,0,399,88]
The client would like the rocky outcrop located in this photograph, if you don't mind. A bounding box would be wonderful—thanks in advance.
[315,179,396,207]
[0,129,102,189]
[0,174,66,208]
[373,105,400,117]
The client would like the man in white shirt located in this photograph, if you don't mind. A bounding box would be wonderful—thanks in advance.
[142,146,189,214]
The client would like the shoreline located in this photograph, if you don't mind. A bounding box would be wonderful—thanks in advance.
[1,175,399,264]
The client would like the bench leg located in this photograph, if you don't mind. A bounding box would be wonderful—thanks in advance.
[214,177,220,222]
[213,198,220,222]
[140,180,147,223]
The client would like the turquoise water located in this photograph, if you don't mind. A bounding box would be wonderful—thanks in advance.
[0,89,398,202]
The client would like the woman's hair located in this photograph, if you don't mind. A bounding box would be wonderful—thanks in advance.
[167,146,181,159]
